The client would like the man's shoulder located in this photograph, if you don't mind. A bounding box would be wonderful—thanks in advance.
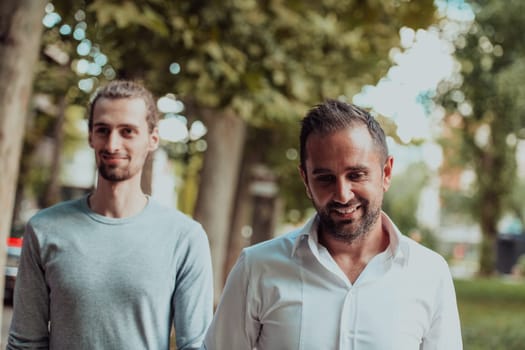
[243,227,304,261]
[148,199,202,228]
[146,200,207,245]
[401,235,449,271]
[29,197,84,224]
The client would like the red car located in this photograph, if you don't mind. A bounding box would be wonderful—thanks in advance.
[4,237,22,304]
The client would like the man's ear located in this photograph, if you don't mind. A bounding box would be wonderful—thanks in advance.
[298,165,312,199]
[382,156,394,192]
[88,131,93,148]
[149,127,160,152]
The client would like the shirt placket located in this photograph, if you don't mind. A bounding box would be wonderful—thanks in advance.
[340,286,358,350]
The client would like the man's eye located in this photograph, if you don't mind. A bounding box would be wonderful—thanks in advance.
[315,175,334,184]
[348,172,365,181]
[121,128,134,136]
[95,128,109,135]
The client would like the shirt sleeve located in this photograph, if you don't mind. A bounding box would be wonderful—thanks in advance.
[173,225,214,350]
[421,262,463,350]
[202,250,260,350]
[7,224,50,349]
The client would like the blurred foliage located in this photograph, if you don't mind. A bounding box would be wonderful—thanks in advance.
[437,0,525,275]
[49,0,437,139]
[52,0,438,220]
[52,0,438,120]
[162,139,205,214]
[383,161,437,250]
[385,162,430,233]
[455,278,525,349]
[440,187,477,222]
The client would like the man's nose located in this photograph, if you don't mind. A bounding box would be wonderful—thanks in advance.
[333,179,354,204]
[106,131,122,152]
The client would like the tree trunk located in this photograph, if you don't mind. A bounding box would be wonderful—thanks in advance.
[42,96,67,207]
[225,133,282,281]
[0,0,46,314]
[475,120,514,276]
[223,153,254,282]
[479,229,497,276]
[249,164,279,245]
[477,187,500,276]
[477,157,504,276]
[193,108,246,304]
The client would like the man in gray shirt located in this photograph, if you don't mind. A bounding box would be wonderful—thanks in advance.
[7,80,213,350]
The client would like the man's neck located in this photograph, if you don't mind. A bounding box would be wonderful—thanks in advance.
[318,220,389,284]
[88,177,148,218]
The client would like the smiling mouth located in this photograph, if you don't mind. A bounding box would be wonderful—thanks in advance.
[102,152,128,160]
[331,205,360,217]
[104,156,125,160]
[101,155,129,167]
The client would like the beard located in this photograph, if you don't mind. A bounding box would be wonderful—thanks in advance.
[98,163,132,182]
[96,151,135,182]
[316,197,381,244]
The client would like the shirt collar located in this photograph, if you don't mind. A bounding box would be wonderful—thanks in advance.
[291,216,317,257]
[291,212,409,266]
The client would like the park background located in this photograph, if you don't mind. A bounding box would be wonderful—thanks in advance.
[1,0,525,349]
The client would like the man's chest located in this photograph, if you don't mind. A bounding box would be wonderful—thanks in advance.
[42,233,177,305]
[254,258,433,350]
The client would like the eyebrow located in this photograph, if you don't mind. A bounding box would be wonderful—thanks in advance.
[311,165,368,175]
[92,122,140,129]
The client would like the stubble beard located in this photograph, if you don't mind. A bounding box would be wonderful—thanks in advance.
[316,198,382,244]
[98,163,132,182]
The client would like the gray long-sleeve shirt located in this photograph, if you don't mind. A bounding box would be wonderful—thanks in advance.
[7,196,213,350]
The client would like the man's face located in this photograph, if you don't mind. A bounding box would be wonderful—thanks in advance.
[300,125,393,243]
[88,97,159,183]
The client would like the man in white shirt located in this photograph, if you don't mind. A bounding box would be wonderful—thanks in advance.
[203,99,462,350]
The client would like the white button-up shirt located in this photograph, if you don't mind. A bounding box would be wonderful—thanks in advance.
[203,213,462,350]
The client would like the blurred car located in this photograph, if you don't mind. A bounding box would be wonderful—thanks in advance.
[4,237,22,304]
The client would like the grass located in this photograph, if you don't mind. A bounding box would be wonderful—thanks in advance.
[455,278,525,350]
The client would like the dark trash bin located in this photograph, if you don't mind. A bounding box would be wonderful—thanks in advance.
[496,233,525,274]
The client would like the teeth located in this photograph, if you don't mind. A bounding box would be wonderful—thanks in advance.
[334,206,357,214]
